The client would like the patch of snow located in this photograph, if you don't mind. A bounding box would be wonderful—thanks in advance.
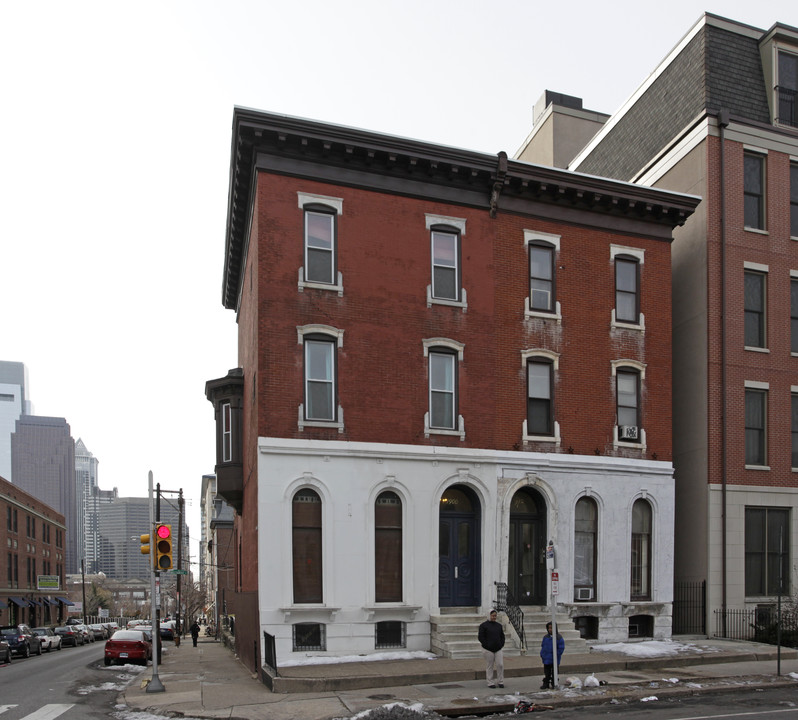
[339,702,433,720]
[662,678,680,684]
[590,640,716,658]
[788,672,798,680]
[640,696,658,702]
[280,650,437,667]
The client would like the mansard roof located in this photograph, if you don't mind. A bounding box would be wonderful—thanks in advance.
[573,13,798,180]
[223,108,699,310]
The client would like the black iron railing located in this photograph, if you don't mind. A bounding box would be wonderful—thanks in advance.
[713,606,798,647]
[263,631,278,672]
[494,581,526,651]
[673,580,706,634]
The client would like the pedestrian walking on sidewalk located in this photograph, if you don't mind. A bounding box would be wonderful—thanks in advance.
[190,619,200,647]
[478,609,505,688]
[540,621,564,689]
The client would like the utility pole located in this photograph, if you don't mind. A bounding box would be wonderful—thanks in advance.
[155,482,162,665]
[176,489,183,640]
[80,558,88,625]
[146,471,165,693]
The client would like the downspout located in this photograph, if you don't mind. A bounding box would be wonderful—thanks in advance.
[718,109,729,637]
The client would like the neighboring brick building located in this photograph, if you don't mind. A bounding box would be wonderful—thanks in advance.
[523,13,798,633]
[1,476,68,626]
[206,108,698,674]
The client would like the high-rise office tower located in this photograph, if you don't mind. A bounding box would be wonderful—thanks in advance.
[0,361,32,482]
[75,439,101,572]
[11,415,78,573]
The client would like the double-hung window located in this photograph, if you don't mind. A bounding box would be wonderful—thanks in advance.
[424,338,465,438]
[429,350,456,429]
[744,153,766,230]
[792,276,798,354]
[745,385,767,467]
[304,336,336,422]
[527,358,553,436]
[616,368,640,442]
[615,256,639,324]
[745,507,789,596]
[791,392,798,469]
[298,192,343,294]
[305,206,336,284]
[791,163,798,238]
[222,402,232,462]
[426,215,467,309]
[744,268,767,349]
[431,229,460,301]
[529,242,555,312]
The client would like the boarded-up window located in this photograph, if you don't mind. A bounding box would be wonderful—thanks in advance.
[293,489,322,603]
[375,491,402,602]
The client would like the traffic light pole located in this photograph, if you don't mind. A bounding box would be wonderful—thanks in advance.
[146,471,165,693]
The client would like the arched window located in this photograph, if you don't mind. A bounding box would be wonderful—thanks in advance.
[574,497,597,601]
[303,203,337,284]
[631,499,652,601]
[292,489,322,603]
[375,491,402,602]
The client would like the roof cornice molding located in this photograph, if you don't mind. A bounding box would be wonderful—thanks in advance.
[223,109,699,309]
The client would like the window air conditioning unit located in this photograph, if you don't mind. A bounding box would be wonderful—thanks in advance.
[619,425,639,441]
[576,588,594,601]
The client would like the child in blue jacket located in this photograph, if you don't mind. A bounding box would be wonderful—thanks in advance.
[539,621,565,689]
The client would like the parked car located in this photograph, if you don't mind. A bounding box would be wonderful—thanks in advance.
[159,620,176,640]
[31,627,62,652]
[53,626,85,647]
[104,630,152,666]
[126,619,149,630]
[0,638,11,664]
[0,625,43,657]
[88,624,107,640]
[73,624,93,643]
[103,622,120,635]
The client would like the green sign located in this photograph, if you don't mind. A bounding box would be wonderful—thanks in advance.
[37,575,60,590]
[171,569,188,575]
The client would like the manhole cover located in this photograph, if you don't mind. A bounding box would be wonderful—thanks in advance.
[367,694,396,700]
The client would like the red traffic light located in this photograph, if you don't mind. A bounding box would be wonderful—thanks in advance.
[157,524,171,539]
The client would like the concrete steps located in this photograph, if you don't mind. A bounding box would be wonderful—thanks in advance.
[430,606,588,659]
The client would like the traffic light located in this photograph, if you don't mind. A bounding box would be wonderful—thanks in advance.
[140,533,151,557]
[154,523,173,570]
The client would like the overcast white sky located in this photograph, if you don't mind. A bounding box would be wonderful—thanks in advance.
[1,0,791,565]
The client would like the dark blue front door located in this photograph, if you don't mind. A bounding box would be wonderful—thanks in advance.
[439,486,480,606]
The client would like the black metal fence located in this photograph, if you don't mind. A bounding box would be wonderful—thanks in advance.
[673,580,706,634]
[713,605,798,647]
[263,631,277,672]
[494,582,526,651]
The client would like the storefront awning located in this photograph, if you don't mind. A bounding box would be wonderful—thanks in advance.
[28,598,42,606]
[55,596,74,606]
[42,597,56,606]
[9,596,30,607]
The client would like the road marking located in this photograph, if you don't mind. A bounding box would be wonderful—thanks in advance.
[19,705,74,720]
[668,709,798,720]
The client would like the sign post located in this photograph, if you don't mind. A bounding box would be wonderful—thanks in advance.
[546,540,559,689]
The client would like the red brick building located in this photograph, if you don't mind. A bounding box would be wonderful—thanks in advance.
[206,109,698,676]
[1,476,68,626]
[526,13,798,633]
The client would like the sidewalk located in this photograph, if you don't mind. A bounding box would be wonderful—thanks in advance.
[121,636,798,720]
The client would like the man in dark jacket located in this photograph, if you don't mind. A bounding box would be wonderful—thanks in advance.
[477,609,505,688]
[539,621,565,689]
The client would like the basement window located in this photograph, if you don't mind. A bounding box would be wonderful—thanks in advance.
[375,621,406,649]
[292,622,326,651]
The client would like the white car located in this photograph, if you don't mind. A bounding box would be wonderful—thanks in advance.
[32,627,62,652]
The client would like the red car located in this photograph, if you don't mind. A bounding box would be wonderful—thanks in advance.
[104,629,152,666]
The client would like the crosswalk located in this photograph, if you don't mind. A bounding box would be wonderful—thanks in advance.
[0,706,74,720]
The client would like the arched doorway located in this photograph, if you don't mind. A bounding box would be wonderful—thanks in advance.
[438,485,481,607]
[508,487,547,604]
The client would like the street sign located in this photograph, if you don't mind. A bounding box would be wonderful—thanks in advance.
[551,571,559,596]
[171,569,188,575]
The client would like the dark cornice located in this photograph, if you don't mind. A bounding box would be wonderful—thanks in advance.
[223,108,700,309]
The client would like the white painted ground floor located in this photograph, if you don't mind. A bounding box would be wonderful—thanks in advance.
[256,438,676,664]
